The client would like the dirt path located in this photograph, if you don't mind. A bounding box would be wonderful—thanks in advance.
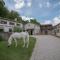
[30,35,60,60]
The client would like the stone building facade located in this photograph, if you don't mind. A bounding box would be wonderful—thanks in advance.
[40,24,53,35]
[52,23,60,36]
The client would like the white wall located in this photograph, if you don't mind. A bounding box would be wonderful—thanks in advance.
[25,23,35,30]
[0,19,23,32]
[25,23,40,35]
[4,27,9,32]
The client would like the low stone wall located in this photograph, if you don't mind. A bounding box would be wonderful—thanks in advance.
[0,32,12,41]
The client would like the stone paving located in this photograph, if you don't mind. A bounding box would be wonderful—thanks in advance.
[30,35,60,60]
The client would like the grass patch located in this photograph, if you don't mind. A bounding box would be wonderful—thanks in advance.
[0,37,36,60]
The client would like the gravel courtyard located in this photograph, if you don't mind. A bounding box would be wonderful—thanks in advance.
[30,35,60,60]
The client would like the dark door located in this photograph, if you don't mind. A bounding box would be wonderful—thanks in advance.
[0,29,4,32]
[31,30,33,35]
[27,29,33,35]
[45,30,48,35]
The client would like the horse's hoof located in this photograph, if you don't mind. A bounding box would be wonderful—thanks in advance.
[8,46,10,47]
[26,46,28,48]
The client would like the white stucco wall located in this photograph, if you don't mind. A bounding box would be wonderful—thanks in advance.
[33,25,40,34]
[25,23,40,35]
[52,24,60,36]
[0,19,23,32]
[25,23,35,30]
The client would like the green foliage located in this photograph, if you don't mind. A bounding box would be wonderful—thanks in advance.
[0,0,9,18]
[30,19,40,25]
[17,17,22,23]
[22,20,29,25]
[8,10,19,20]
[0,0,5,8]
[13,27,22,32]
[1,7,9,18]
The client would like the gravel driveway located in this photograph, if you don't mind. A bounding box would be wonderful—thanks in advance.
[30,35,60,60]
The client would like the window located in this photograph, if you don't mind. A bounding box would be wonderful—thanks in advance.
[9,22,14,25]
[9,29,12,32]
[57,29,59,33]
[0,21,7,24]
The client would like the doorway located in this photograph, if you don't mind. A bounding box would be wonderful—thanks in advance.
[45,30,48,35]
[27,29,34,35]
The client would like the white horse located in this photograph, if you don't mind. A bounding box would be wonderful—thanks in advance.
[8,32,29,48]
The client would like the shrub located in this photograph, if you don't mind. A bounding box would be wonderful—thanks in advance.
[0,35,3,41]
[13,27,22,32]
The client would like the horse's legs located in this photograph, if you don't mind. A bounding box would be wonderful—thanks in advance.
[26,35,29,48]
[23,37,25,48]
[14,38,17,47]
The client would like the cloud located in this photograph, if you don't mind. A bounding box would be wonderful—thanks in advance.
[14,0,32,9]
[46,2,51,8]
[41,20,52,25]
[42,16,60,26]
[39,1,51,8]
[54,1,60,8]
[44,20,52,24]
[14,0,25,9]
[21,16,34,22]
[27,2,31,7]
[58,2,60,5]
[52,16,60,26]
[39,4,42,8]
[27,0,32,7]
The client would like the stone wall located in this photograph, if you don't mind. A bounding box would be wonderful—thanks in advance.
[0,32,12,41]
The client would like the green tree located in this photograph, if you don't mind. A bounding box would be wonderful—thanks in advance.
[0,0,10,18]
[0,0,6,17]
[7,10,23,22]
[17,17,22,23]
[30,19,40,25]
[0,0,5,7]
[8,10,19,20]
[22,20,29,25]
[2,7,9,18]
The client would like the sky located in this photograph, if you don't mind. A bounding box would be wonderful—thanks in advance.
[4,0,60,25]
